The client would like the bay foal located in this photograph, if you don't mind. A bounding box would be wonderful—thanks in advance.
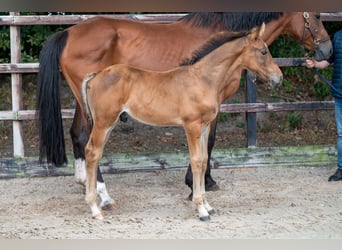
[81,24,283,220]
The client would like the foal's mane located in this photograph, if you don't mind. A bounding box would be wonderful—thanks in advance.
[180,31,249,66]
[180,12,283,31]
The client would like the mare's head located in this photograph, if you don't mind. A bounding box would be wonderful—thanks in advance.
[286,12,332,61]
[182,12,332,61]
[241,23,283,87]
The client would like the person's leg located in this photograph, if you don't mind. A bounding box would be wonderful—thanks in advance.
[329,97,342,181]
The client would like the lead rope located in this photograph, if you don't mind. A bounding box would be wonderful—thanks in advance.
[311,67,342,98]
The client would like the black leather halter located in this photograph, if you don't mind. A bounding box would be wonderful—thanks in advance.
[301,12,331,48]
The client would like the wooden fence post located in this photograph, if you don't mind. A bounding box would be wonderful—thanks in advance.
[245,71,257,147]
[10,12,24,157]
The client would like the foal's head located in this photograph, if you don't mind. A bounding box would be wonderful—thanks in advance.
[241,23,283,87]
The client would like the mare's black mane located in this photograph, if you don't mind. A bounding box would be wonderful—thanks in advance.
[181,12,283,31]
[179,12,283,66]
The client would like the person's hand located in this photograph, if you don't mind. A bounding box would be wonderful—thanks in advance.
[305,59,316,68]
[305,58,329,69]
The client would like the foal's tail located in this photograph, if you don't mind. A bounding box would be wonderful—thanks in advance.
[36,30,68,166]
[81,73,98,130]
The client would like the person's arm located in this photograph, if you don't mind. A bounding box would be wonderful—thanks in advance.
[305,59,330,69]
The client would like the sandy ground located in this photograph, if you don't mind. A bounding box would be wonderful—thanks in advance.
[0,165,341,239]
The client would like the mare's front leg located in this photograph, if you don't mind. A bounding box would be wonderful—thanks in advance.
[185,123,215,221]
[185,117,219,199]
[71,105,114,209]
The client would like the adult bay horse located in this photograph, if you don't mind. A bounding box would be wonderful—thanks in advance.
[37,12,332,208]
[81,24,283,220]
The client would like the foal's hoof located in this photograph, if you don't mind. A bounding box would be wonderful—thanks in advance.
[199,215,210,221]
[92,213,104,220]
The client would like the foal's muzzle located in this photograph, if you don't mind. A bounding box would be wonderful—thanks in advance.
[269,73,283,88]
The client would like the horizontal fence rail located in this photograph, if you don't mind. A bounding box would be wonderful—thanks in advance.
[0,13,186,25]
[0,12,340,26]
[0,12,342,158]
[0,101,335,121]
[0,57,310,74]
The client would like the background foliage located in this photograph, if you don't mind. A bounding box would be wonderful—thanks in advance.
[0,12,68,63]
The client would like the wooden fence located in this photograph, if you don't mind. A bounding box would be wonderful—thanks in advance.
[0,12,341,158]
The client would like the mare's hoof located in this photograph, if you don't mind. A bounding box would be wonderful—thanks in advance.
[208,209,216,215]
[100,201,116,211]
[101,203,114,211]
[199,215,210,221]
[205,183,220,192]
[187,192,193,201]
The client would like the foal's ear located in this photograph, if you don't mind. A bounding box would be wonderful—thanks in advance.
[257,22,266,39]
[249,22,265,40]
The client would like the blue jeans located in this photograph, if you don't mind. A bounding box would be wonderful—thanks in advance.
[334,97,342,168]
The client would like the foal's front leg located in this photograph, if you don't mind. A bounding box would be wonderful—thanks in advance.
[185,124,215,221]
[185,117,219,199]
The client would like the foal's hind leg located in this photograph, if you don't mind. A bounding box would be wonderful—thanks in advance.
[71,105,114,209]
[85,123,114,220]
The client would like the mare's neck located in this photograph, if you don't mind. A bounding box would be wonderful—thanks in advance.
[192,37,246,90]
[262,12,295,45]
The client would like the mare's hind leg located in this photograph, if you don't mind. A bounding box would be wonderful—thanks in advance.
[71,105,114,209]
[70,106,89,186]
[185,117,219,199]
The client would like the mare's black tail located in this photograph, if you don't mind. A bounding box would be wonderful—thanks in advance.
[36,30,69,166]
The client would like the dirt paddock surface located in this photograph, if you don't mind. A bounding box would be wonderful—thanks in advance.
[0,165,341,239]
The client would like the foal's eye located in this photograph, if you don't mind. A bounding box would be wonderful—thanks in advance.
[261,49,268,55]
[315,14,320,19]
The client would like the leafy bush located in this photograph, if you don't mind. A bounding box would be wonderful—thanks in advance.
[0,12,68,63]
[0,26,10,63]
[286,111,302,129]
